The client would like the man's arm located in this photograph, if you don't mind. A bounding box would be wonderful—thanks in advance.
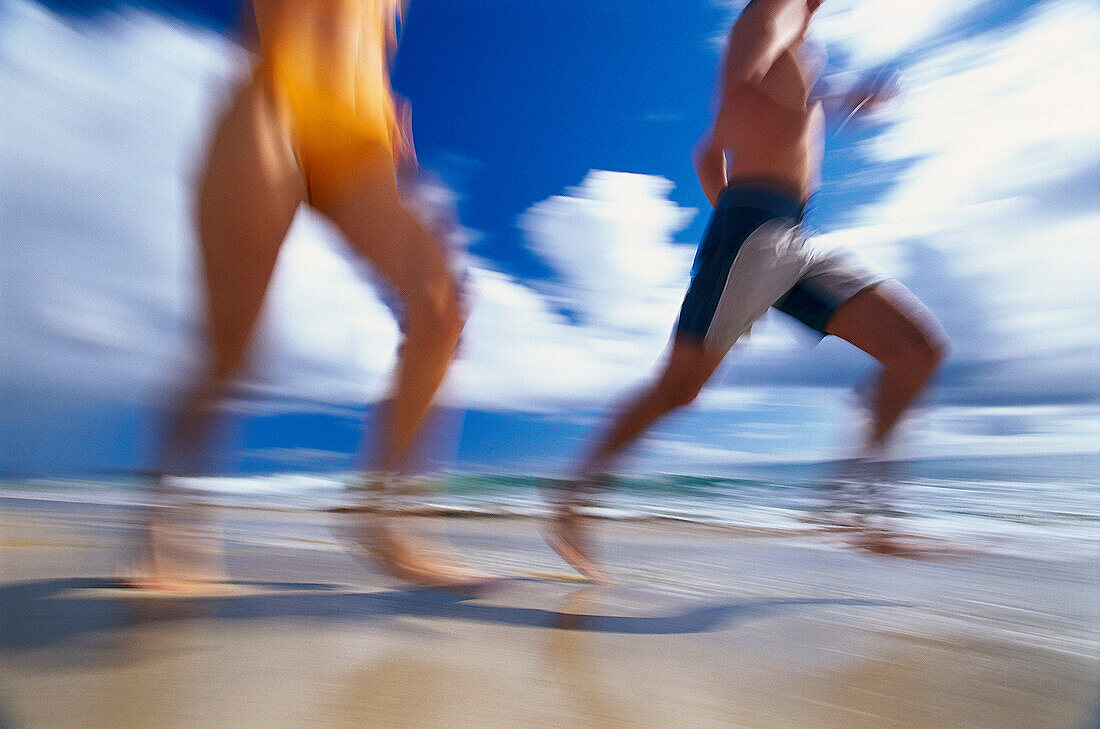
[724,0,812,87]
[693,130,728,208]
[811,70,901,129]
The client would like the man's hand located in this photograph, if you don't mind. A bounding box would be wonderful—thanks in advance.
[841,70,900,119]
[693,131,729,208]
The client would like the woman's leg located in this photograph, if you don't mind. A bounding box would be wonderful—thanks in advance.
[316,171,465,476]
[313,169,493,588]
[134,76,302,591]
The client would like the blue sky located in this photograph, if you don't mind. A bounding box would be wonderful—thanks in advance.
[2,0,1099,477]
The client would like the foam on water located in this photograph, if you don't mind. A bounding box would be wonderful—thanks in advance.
[3,462,1097,560]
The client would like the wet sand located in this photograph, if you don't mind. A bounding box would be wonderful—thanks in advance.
[1,499,1097,728]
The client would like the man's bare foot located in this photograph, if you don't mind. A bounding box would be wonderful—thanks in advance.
[851,527,972,559]
[851,527,912,556]
[544,506,609,583]
[336,513,499,593]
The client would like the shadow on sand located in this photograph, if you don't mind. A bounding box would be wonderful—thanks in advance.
[1,576,905,662]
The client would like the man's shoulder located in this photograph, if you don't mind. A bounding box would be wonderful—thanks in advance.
[731,0,811,42]
[740,0,807,17]
[734,0,814,31]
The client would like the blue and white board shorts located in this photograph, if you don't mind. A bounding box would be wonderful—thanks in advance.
[676,184,887,355]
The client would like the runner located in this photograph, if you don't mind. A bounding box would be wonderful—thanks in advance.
[548,0,948,580]
[132,0,491,592]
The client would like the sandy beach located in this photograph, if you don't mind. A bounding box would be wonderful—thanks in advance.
[1,497,1097,729]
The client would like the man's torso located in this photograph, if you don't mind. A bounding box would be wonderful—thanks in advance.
[715,44,824,200]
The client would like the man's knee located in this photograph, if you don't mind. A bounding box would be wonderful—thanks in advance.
[664,378,706,410]
[921,329,949,373]
[888,325,949,380]
[209,329,252,385]
[210,357,241,386]
[658,364,710,410]
[654,337,723,410]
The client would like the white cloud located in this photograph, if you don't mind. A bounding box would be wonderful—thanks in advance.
[637,439,774,471]
[1,1,237,397]
[518,170,697,336]
[910,403,1100,460]
[442,170,702,412]
[712,0,983,69]
[0,2,704,421]
[449,266,615,410]
[812,0,984,70]
[0,2,403,405]
[827,0,1100,398]
[4,0,1098,474]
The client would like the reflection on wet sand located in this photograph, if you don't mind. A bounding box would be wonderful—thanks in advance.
[811,635,1098,729]
[82,599,208,729]
[327,654,535,728]
[0,693,18,729]
[545,587,641,729]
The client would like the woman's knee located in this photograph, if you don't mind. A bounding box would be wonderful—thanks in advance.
[400,261,466,338]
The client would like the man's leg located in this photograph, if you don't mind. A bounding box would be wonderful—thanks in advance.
[165,77,304,469]
[134,76,302,592]
[581,336,725,478]
[823,281,947,551]
[825,281,948,449]
[550,335,725,580]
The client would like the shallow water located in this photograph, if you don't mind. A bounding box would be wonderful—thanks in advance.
[4,454,1098,560]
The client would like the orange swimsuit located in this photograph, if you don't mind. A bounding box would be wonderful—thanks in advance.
[259,0,399,208]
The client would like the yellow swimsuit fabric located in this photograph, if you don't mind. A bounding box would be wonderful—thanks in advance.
[261,0,398,207]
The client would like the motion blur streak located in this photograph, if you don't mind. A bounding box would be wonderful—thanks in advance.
[1,1,1098,727]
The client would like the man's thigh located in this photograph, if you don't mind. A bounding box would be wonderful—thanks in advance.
[825,281,944,366]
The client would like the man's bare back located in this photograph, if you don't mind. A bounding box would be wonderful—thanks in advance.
[695,0,825,205]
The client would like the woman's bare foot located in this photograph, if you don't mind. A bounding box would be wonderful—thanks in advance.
[124,508,229,596]
[122,571,229,596]
[336,512,498,593]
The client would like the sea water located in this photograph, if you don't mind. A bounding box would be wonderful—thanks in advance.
[3,453,1097,560]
